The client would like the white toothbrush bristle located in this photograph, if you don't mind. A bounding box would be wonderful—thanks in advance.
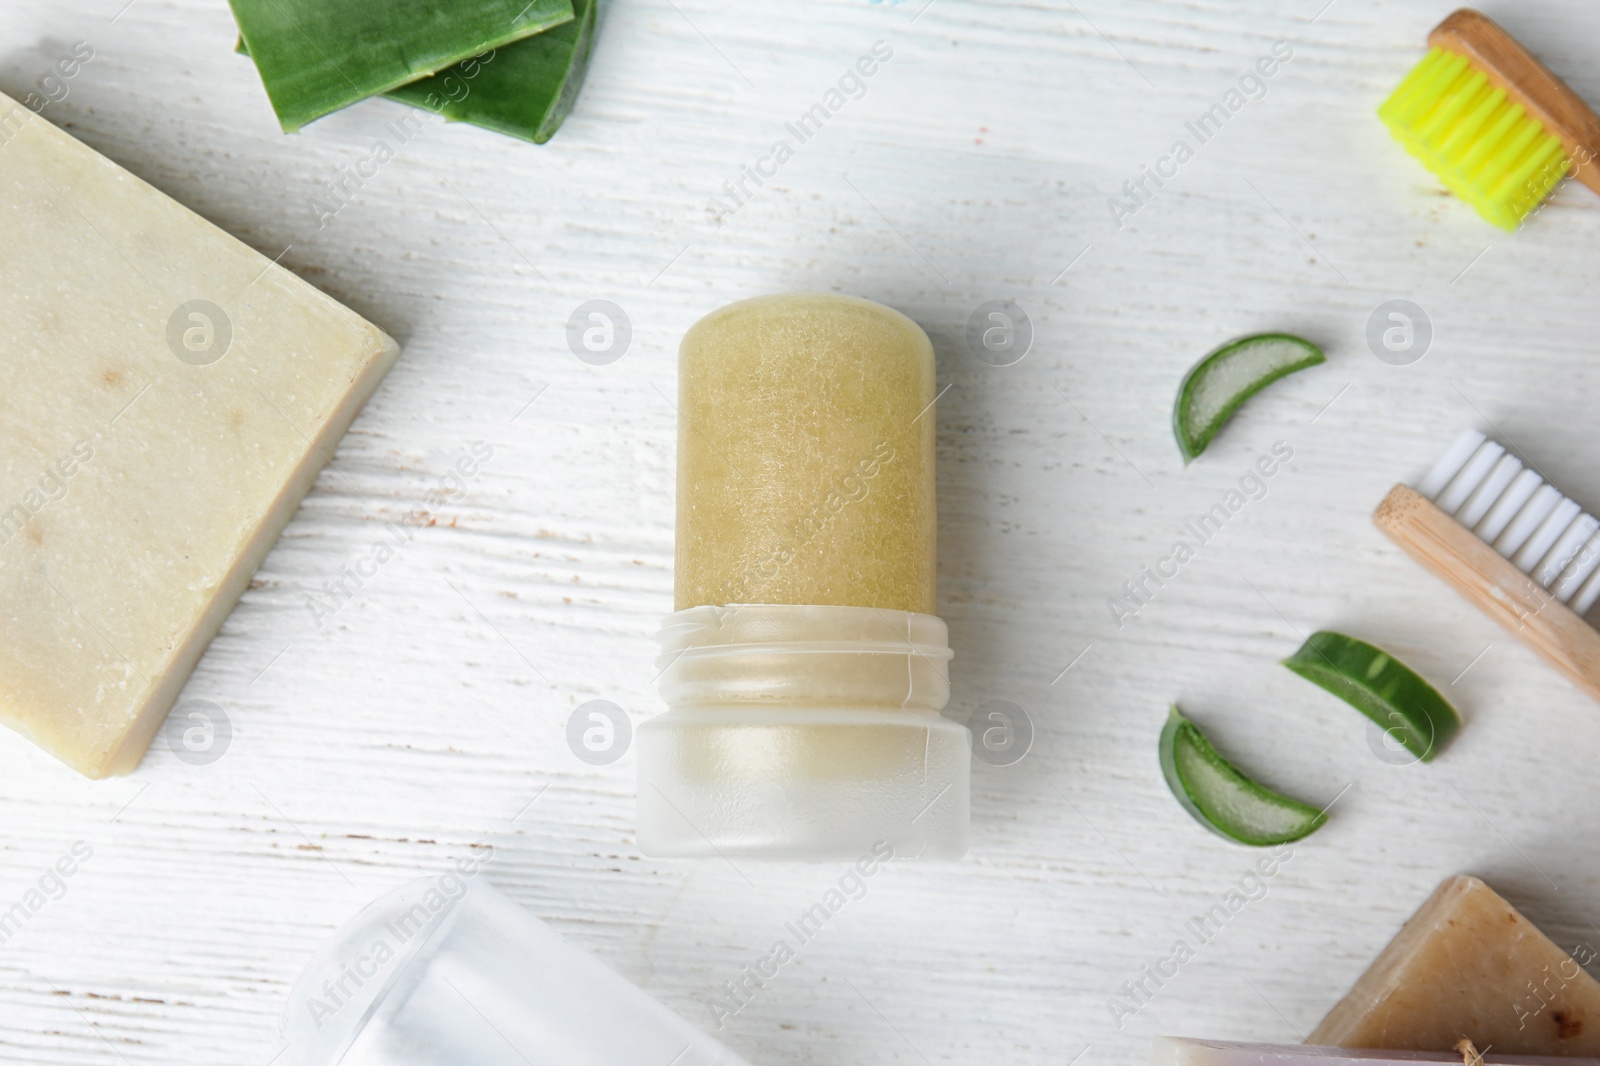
[1494,483,1562,558]
[1513,498,1581,573]
[1438,440,1505,513]
[1474,467,1542,543]
[1457,453,1522,528]
[1553,527,1600,603]
[1419,429,1487,499]
[1573,563,1600,616]
[1422,430,1600,616]
[1535,513,1599,589]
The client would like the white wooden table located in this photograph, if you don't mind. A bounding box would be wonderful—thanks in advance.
[5,0,1600,1062]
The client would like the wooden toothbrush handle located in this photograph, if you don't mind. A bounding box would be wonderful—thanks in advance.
[1374,484,1600,706]
[1430,9,1600,197]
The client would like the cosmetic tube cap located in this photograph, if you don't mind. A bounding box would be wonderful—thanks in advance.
[281,875,749,1065]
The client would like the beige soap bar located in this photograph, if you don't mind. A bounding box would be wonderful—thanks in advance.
[0,95,398,778]
[1311,876,1600,1055]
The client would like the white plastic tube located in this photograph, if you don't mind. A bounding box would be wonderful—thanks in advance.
[282,877,748,1066]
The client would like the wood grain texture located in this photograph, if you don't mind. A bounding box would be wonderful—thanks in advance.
[1429,8,1600,196]
[3,1,1600,1064]
[1374,484,1600,705]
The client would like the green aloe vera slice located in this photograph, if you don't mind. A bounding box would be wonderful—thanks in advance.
[1160,706,1327,846]
[230,0,575,132]
[388,0,595,144]
[1173,333,1324,463]
[1283,631,1460,763]
[238,0,593,145]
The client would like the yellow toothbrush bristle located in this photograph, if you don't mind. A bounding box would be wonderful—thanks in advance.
[1379,46,1570,231]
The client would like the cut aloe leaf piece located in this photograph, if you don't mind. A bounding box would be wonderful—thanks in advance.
[388,0,595,144]
[229,0,575,132]
[1173,333,1324,463]
[238,0,594,145]
[1160,706,1328,846]
[1282,631,1460,763]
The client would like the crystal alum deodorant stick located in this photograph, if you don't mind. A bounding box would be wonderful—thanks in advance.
[637,293,970,859]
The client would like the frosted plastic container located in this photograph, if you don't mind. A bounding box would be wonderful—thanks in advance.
[281,876,749,1066]
[639,603,969,858]
[637,293,970,860]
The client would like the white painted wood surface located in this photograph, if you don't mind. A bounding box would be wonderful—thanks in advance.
[4,0,1600,1062]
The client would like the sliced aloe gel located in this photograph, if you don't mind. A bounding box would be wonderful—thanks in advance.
[229,0,575,131]
[1173,333,1324,463]
[1160,706,1327,846]
[1282,632,1460,762]
[388,0,596,144]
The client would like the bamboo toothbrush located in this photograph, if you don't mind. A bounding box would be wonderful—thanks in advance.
[1379,8,1600,230]
[1374,429,1600,703]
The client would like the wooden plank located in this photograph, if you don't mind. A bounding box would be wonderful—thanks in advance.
[2,0,1600,1063]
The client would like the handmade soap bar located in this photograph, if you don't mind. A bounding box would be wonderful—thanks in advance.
[675,292,936,614]
[0,95,398,778]
[1310,876,1600,1055]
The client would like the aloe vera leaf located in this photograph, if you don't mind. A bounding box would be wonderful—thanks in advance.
[1283,631,1461,763]
[1160,706,1328,846]
[387,0,595,144]
[230,0,574,132]
[1173,333,1324,463]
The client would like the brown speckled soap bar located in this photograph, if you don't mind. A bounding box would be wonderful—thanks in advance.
[1311,876,1600,1055]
